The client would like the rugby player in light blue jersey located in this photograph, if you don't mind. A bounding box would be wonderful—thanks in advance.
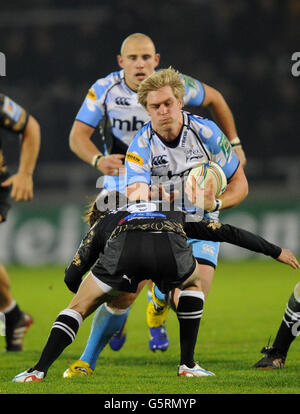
[64,33,247,378]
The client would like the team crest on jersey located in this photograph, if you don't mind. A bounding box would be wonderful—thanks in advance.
[184,148,204,163]
[87,89,97,100]
[125,152,144,166]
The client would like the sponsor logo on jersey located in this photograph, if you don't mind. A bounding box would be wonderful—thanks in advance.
[202,243,215,255]
[3,97,20,122]
[115,97,131,106]
[125,152,144,166]
[152,154,169,167]
[87,89,97,100]
[119,212,166,223]
[219,133,232,158]
[181,74,197,89]
[184,148,204,163]
[112,116,144,132]
[181,129,188,147]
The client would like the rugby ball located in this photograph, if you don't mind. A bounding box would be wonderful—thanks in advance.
[187,161,227,197]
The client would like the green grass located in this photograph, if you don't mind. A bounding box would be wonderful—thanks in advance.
[1,260,300,394]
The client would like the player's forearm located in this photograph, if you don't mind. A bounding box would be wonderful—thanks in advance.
[18,115,41,175]
[218,224,282,259]
[218,164,248,209]
[204,88,238,141]
[186,219,281,259]
[208,101,238,141]
[69,121,101,165]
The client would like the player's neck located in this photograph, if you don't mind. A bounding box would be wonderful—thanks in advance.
[154,115,183,142]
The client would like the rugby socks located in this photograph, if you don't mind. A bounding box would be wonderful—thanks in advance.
[34,309,82,376]
[177,290,205,368]
[80,303,129,370]
[3,301,22,330]
[3,301,23,344]
[272,287,300,356]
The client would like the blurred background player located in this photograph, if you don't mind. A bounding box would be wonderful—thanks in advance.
[253,281,300,369]
[65,33,247,377]
[0,93,41,351]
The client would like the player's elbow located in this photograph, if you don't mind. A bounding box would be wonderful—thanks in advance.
[69,127,78,153]
[241,179,249,201]
[25,115,41,142]
[203,85,224,108]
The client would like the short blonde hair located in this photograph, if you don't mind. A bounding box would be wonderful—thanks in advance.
[138,67,185,109]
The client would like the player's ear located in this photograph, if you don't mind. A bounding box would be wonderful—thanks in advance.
[117,54,124,68]
[154,53,160,68]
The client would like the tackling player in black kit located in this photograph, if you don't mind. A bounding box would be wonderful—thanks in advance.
[12,188,298,381]
[0,94,40,352]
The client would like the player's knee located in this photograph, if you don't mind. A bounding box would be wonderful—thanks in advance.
[108,292,137,309]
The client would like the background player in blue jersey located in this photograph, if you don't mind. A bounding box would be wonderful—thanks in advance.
[0,94,40,352]
[64,33,247,378]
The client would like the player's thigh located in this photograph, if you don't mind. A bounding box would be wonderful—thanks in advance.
[108,280,147,309]
[68,272,110,318]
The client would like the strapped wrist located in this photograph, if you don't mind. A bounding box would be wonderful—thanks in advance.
[91,154,104,168]
[209,198,222,212]
[230,137,242,149]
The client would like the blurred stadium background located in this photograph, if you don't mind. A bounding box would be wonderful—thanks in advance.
[0,0,299,265]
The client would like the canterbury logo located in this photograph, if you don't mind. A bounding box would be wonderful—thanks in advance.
[125,152,144,166]
[115,97,130,106]
[153,155,168,166]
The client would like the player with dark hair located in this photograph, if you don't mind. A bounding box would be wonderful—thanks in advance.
[65,32,247,376]
[253,281,300,369]
[12,188,298,382]
[0,93,40,351]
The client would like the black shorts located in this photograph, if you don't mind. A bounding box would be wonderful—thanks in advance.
[0,171,11,222]
[91,231,197,294]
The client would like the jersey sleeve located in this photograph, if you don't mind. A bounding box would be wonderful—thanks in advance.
[184,218,282,259]
[75,76,114,128]
[194,116,240,180]
[64,220,104,293]
[125,126,152,187]
[181,74,205,106]
[0,94,29,134]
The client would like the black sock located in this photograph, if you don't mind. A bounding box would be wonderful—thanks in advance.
[177,290,204,368]
[34,309,82,376]
[273,290,300,356]
[4,302,23,340]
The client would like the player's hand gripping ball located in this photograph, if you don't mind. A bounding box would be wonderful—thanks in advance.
[187,161,227,197]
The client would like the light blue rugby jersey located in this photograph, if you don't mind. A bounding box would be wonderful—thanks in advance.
[125,111,240,219]
[75,70,205,192]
